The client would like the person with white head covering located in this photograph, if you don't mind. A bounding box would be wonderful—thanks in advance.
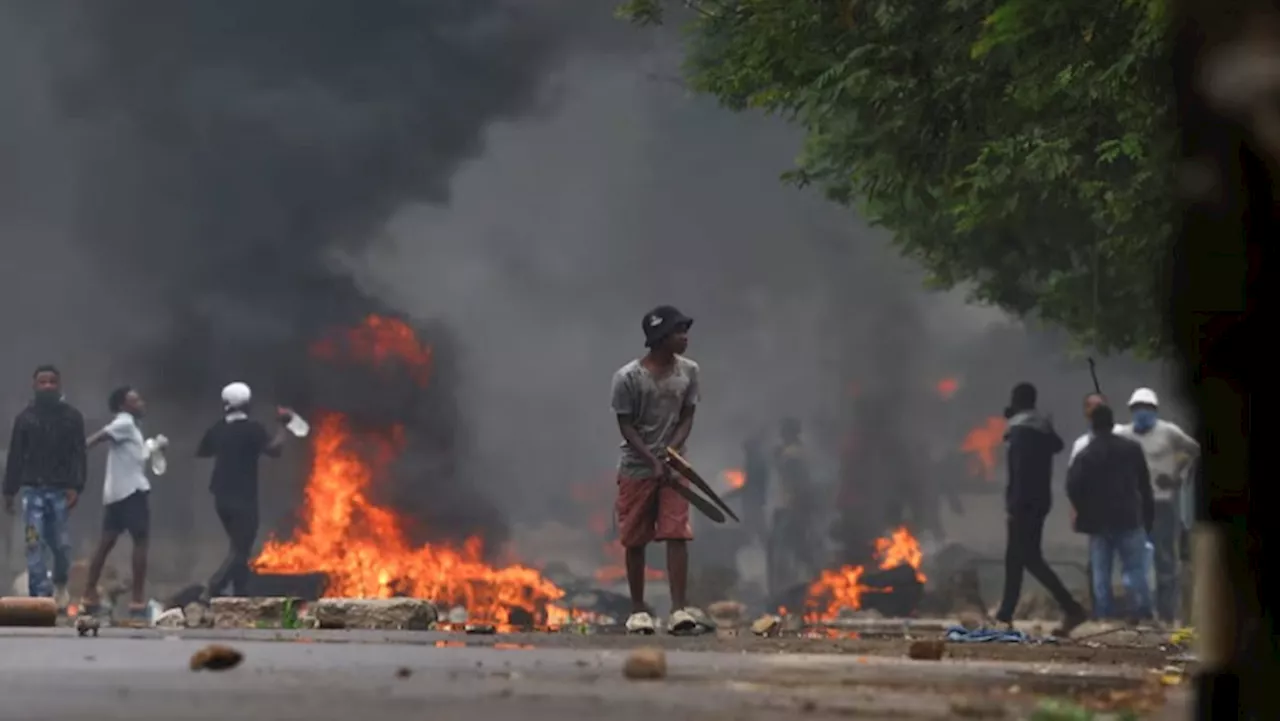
[196,382,294,598]
[1115,387,1200,624]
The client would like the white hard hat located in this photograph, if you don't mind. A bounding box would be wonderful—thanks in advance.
[221,382,252,408]
[1128,387,1159,408]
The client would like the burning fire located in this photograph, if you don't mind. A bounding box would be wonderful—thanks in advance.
[804,525,926,622]
[254,415,564,625]
[935,377,960,400]
[960,417,1007,481]
[254,314,565,626]
[722,468,746,490]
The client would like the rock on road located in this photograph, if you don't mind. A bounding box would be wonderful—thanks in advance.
[0,629,1190,720]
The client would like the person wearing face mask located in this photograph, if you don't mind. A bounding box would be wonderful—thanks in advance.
[1115,388,1200,624]
[2,365,87,607]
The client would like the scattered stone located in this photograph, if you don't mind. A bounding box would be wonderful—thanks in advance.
[706,600,745,628]
[465,623,496,635]
[751,615,781,636]
[622,647,667,680]
[395,667,413,679]
[907,639,946,661]
[312,598,437,631]
[75,615,100,637]
[153,607,185,629]
[949,697,1008,718]
[210,597,298,628]
[0,597,57,627]
[957,610,984,631]
[183,603,210,629]
[189,644,243,672]
[799,699,818,713]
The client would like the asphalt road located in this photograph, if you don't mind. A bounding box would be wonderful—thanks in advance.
[0,629,1190,721]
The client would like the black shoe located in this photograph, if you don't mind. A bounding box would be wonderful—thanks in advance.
[1053,608,1087,638]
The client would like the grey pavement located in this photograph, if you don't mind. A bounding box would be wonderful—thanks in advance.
[0,629,1190,720]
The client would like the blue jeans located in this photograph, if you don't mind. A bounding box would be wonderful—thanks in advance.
[1088,528,1152,620]
[21,487,72,597]
[1151,501,1180,623]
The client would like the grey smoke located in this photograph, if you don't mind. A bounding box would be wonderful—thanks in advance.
[0,4,1175,584]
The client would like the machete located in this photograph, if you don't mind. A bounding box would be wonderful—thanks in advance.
[664,448,741,523]
[663,478,727,524]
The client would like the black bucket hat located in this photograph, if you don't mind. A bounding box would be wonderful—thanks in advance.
[642,305,693,348]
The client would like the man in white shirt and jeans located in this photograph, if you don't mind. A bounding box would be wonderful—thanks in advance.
[1115,388,1200,624]
[82,386,162,621]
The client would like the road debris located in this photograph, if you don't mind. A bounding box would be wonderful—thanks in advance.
[74,615,100,637]
[189,644,244,672]
[949,696,1008,718]
[623,647,667,680]
[395,667,413,679]
[153,607,185,629]
[466,624,497,635]
[908,639,946,660]
[751,614,781,636]
[0,597,57,627]
[707,600,745,628]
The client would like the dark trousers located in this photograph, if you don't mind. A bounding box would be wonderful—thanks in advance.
[1151,500,1180,623]
[996,511,1082,622]
[207,502,259,597]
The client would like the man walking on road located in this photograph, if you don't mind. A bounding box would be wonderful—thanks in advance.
[995,382,1086,635]
[2,365,86,607]
[1067,404,1154,621]
[611,305,702,635]
[1116,388,1199,624]
[197,382,289,598]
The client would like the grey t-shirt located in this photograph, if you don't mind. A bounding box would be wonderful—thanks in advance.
[610,355,701,479]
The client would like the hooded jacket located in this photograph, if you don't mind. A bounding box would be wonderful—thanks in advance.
[1003,410,1064,516]
[3,399,87,496]
[1066,431,1154,535]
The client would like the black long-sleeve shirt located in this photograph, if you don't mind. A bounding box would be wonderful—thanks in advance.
[1066,431,1154,536]
[1003,411,1064,516]
[3,401,87,496]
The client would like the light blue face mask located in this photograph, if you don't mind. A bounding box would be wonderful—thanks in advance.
[1132,409,1158,433]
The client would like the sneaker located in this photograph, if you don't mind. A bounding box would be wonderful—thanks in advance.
[625,611,656,635]
[53,586,70,612]
[668,608,701,635]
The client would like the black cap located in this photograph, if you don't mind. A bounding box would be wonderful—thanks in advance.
[642,305,693,348]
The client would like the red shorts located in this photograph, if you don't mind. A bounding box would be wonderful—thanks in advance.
[615,474,693,548]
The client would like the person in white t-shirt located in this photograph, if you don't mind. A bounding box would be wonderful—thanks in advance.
[1115,387,1200,624]
[81,386,164,620]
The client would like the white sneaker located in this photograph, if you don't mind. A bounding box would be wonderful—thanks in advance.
[625,611,656,635]
[54,586,70,611]
[668,607,700,635]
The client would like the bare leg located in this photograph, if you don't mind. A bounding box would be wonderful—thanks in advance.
[83,533,119,605]
[667,540,689,609]
[130,539,148,606]
[625,546,647,613]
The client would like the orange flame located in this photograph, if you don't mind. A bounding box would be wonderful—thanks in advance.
[310,314,434,388]
[804,526,926,621]
[960,417,1007,481]
[935,377,960,400]
[722,468,746,490]
[254,415,564,625]
[254,314,565,627]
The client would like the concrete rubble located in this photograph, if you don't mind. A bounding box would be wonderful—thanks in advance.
[312,598,437,630]
[211,597,301,628]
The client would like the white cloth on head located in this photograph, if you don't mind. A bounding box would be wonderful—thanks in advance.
[1128,387,1159,408]
[221,382,252,409]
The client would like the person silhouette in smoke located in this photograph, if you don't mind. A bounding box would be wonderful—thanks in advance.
[197,382,290,599]
[3,365,86,608]
[996,382,1087,635]
[611,305,702,635]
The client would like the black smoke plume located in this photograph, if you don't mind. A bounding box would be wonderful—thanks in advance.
[10,0,596,549]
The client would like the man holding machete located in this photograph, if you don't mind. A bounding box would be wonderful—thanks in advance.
[611,305,702,635]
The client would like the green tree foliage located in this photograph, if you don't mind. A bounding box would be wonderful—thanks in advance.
[619,0,1173,355]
